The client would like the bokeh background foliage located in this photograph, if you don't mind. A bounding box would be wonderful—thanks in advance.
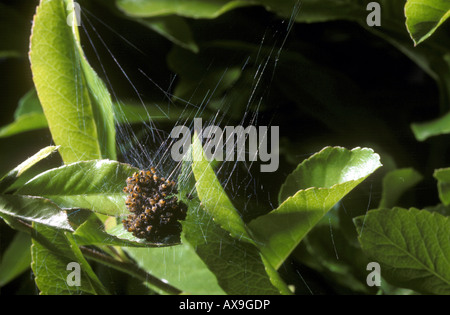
[0,0,449,295]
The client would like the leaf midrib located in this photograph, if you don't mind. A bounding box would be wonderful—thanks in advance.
[39,192,124,198]
[361,223,450,288]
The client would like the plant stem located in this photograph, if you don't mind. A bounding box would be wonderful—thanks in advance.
[5,217,182,295]
[79,246,182,295]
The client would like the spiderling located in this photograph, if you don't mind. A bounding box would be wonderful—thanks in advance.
[122,167,187,243]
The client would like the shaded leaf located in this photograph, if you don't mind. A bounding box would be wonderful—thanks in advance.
[0,90,47,138]
[31,223,106,294]
[167,46,242,110]
[116,0,256,19]
[0,232,31,287]
[379,168,423,208]
[299,222,375,294]
[0,113,48,138]
[14,89,43,119]
[424,203,450,216]
[137,16,198,52]
[258,0,363,23]
[354,207,450,295]
[411,110,450,141]
[434,167,450,205]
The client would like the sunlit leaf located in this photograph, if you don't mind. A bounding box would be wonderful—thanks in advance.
[191,132,251,241]
[0,146,59,193]
[181,148,290,294]
[30,0,116,163]
[16,160,138,217]
[124,244,226,294]
[0,195,72,231]
[249,146,382,269]
[405,0,450,45]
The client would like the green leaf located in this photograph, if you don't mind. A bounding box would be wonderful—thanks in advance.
[0,86,182,137]
[0,146,59,193]
[249,146,382,269]
[434,168,450,206]
[278,147,382,204]
[0,51,22,59]
[30,0,116,163]
[424,203,450,216]
[137,16,198,52]
[14,89,43,119]
[0,232,31,287]
[124,158,226,293]
[31,223,106,294]
[64,232,109,294]
[113,101,190,124]
[298,222,375,294]
[116,0,256,19]
[182,202,287,294]
[16,160,138,217]
[68,210,181,248]
[257,0,363,23]
[354,207,450,295]
[411,110,450,141]
[0,113,48,138]
[405,0,450,45]
[379,168,423,208]
[167,46,242,110]
[180,150,289,294]
[0,195,72,231]
[105,224,180,247]
[68,210,157,247]
[191,132,252,242]
[0,90,48,138]
[124,244,226,294]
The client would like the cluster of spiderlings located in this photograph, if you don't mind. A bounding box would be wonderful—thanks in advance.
[122,167,187,243]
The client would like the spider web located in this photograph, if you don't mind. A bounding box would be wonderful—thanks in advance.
[76,1,318,294]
